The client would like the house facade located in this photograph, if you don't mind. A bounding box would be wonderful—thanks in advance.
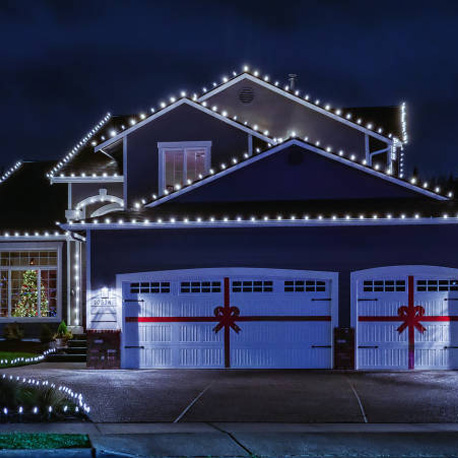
[2,67,458,371]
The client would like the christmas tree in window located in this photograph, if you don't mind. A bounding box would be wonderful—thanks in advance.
[12,270,49,317]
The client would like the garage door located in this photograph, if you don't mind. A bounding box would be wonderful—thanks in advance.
[120,268,338,369]
[353,266,458,370]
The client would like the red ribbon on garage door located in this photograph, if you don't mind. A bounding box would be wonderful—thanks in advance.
[359,276,458,370]
[126,277,332,368]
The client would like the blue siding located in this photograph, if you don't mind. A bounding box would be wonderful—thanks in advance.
[172,144,423,203]
[125,104,262,205]
[89,224,458,326]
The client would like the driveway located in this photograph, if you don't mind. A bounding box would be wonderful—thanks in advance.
[3,363,458,423]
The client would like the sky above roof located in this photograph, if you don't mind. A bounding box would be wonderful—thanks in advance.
[1,0,457,178]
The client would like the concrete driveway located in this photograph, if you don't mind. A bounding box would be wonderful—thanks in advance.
[4,363,458,423]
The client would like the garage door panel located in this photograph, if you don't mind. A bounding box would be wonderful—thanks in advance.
[359,348,408,369]
[354,267,458,370]
[121,269,337,369]
[358,323,407,344]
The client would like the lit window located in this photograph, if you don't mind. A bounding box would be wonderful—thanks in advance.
[0,250,60,319]
[158,142,211,194]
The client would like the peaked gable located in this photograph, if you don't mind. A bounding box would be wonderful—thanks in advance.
[199,73,396,141]
[147,140,445,208]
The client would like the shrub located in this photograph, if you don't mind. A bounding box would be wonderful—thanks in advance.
[53,321,72,341]
[3,323,24,341]
[40,325,53,344]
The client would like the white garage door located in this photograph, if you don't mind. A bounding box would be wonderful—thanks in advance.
[120,268,338,369]
[353,266,458,370]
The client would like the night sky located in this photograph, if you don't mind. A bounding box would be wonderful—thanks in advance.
[1,1,457,178]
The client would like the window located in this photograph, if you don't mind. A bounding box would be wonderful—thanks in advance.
[181,281,221,293]
[158,142,211,194]
[284,280,327,292]
[363,280,405,292]
[0,250,60,319]
[232,280,273,293]
[130,282,170,294]
[417,279,458,292]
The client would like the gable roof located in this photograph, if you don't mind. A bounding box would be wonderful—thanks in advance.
[198,72,399,143]
[145,139,447,209]
[93,98,274,152]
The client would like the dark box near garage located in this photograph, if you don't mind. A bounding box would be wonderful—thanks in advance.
[87,330,121,369]
[334,327,355,370]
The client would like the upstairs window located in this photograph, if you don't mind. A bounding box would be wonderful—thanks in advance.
[158,141,211,194]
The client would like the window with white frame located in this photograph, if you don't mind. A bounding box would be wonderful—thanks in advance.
[0,250,60,319]
[158,141,211,193]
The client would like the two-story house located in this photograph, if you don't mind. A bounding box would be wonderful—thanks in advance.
[2,67,457,371]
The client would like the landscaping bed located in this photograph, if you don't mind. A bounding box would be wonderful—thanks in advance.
[0,375,90,423]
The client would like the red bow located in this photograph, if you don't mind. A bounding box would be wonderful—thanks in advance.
[397,305,427,334]
[213,305,241,334]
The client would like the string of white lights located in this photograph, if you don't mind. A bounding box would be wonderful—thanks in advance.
[0,348,56,367]
[0,231,66,239]
[0,161,22,184]
[128,137,451,210]
[1,373,90,414]
[47,113,111,179]
[199,65,398,139]
[64,213,458,230]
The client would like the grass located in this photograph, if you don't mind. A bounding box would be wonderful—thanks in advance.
[0,433,91,449]
[0,351,37,365]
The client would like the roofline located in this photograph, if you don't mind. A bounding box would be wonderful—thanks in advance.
[0,233,67,241]
[48,113,111,179]
[62,216,458,231]
[146,139,447,209]
[94,98,273,152]
[0,161,23,185]
[198,73,394,143]
[51,176,124,184]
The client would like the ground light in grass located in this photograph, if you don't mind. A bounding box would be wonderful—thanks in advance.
[0,433,91,449]
[0,352,37,365]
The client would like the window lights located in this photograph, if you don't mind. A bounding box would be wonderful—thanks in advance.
[0,250,59,319]
[158,141,211,194]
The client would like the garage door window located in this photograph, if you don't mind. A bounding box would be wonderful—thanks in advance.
[130,282,170,294]
[417,279,458,292]
[284,280,327,292]
[363,280,405,292]
[181,281,221,293]
[232,280,273,293]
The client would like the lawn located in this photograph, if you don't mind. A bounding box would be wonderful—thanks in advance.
[0,433,91,449]
[0,351,38,365]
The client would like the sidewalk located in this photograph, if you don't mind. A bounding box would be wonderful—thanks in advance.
[2,423,458,457]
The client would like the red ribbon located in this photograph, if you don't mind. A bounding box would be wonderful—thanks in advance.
[213,305,241,334]
[396,305,427,334]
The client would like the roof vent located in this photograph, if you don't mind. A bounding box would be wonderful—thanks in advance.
[238,86,255,104]
[288,74,298,91]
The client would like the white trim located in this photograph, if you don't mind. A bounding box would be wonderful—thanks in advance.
[94,99,273,151]
[158,141,212,195]
[63,216,458,231]
[90,202,124,218]
[51,176,123,184]
[198,74,393,143]
[75,193,124,210]
[146,139,446,209]
[350,265,458,370]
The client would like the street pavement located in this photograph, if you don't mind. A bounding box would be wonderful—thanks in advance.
[3,363,458,423]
